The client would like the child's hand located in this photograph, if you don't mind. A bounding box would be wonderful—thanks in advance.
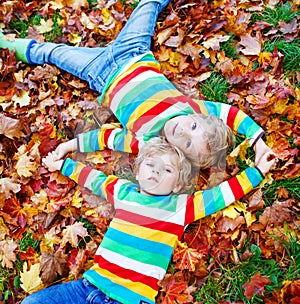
[42,152,64,172]
[254,138,274,165]
[255,150,277,176]
[55,139,77,160]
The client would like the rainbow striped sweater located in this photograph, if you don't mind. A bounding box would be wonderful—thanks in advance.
[61,158,264,304]
[77,52,264,154]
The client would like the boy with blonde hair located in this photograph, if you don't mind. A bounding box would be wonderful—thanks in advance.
[20,137,276,304]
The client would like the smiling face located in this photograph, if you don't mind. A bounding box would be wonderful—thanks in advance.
[136,153,183,196]
[162,114,210,162]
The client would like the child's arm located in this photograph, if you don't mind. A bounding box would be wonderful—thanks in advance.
[185,150,277,223]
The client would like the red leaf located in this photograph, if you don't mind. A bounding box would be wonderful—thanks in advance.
[242,272,271,299]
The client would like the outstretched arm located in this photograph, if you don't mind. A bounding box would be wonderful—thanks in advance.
[185,148,277,224]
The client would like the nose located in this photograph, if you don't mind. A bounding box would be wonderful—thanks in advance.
[152,167,160,175]
[179,127,188,137]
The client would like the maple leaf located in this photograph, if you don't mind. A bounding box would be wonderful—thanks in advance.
[40,226,61,253]
[20,262,44,294]
[0,177,21,200]
[60,222,88,248]
[173,241,202,271]
[242,272,271,299]
[35,19,54,34]
[40,251,68,284]
[0,113,25,139]
[162,277,191,304]
[0,239,18,268]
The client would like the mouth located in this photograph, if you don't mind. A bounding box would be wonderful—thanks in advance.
[148,177,159,183]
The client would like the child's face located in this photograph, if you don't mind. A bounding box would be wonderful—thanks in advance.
[162,114,210,161]
[136,153,183,196]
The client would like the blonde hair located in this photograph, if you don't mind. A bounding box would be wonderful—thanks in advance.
[188,114,235,169]
[134,137,192,192]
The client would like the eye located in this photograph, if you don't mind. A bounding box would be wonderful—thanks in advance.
[146,162,154,167]
[186,140,192,148]
[192,122,197,130]
[164,168,172,173]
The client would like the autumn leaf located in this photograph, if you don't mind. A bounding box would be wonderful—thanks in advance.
[35,19,54,34]
[0,239,18,268]
[20,262,44,294]
[60,222,89,248]
[0,113,25,139]
[173,241,202,271]
[238,33,261,55]
[0,177,21,200]
[67,248,90,279]
[40,251,68,284]
[242,272,271,299]
[161,277,191,304]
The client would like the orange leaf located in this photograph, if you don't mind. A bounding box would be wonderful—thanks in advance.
[173,241,202,271]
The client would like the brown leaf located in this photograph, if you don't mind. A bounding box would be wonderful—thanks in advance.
[40,251,68,285]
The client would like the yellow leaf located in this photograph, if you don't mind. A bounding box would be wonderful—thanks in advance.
[227,138,250,164]
[86,151,106,165]
[68,33,82,44]
[20,262,44,294]
[71,188,83,208]
[169,52,181,67]
[35,19,54,34]
[80,12,96,30]
[12,90,31,108]
[101,7,114,26]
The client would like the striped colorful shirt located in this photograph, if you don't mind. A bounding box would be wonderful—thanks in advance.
[77,52,264,154]
[61,158,264,304]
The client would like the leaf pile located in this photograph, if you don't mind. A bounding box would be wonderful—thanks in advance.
[0,0,299,303]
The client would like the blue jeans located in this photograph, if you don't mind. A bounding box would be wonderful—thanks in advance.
[27,0,171,94]
[21,279,120,304]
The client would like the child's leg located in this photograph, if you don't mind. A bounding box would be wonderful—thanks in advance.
[21,278,120,304]
[27,0,172,93]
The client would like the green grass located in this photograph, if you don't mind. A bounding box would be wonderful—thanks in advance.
[199,73,232,103]
[251,2,299,26]
[220,34,239,59]
[264,39,300,72]
[262,175,300,205]
[194,239,300,303]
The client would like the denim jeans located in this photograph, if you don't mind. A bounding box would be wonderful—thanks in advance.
[27,0,172,94]
[21,279,121,304]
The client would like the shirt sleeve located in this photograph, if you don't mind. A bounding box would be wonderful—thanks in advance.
[61,158,119,203]
[184,167,264,225]
[195,100,265,146]
[76,124,140,154]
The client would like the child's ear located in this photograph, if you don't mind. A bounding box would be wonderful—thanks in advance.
[173,183,184,194]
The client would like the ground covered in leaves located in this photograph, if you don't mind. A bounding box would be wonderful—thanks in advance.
[0,0,299,303]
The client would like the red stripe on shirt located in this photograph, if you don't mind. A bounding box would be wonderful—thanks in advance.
[78,166,93,186]
[103,129,115,147]
[227,178,244,200]
[115,209,183,236]
[108,65,161,106]
[106,178,119,206]
[94,255,159,291]
[226,106,239,130]
[184,196,196,226]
